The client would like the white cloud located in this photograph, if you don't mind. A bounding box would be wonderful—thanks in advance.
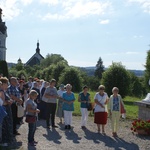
[0,0,22,20]
[126,51,139,54]
[0,0,33,21]
[106,51,139,55]
[127,0,150,13]
[99,19,110,24]
[133,35,143,38]
[65,1,111,18]
[21,0,33,5]
[39,0,59,6]
[41,0,112,20]
[0,0,113,21]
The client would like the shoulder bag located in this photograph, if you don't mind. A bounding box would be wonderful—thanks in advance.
[25,115,36,123]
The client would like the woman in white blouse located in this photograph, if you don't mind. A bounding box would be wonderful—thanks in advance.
[94,85,109,134]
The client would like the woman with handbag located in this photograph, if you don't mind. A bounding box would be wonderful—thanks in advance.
[108,87,126,137]
[26,90,40,146]
[94,85,109,134]
[78,85,91,129]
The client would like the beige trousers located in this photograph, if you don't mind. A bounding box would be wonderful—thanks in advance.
[111,111,120,133]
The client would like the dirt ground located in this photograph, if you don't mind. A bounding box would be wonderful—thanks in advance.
[1,116,150,150]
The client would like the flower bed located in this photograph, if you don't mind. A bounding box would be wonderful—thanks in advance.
[131,119,150,135]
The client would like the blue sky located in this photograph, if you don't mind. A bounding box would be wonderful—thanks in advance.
[0,0,150,70]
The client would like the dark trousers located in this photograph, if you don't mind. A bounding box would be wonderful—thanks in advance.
[46,103,57,127]
[28,122,36,143]
[39,101,47,120]
[11,103,18,134]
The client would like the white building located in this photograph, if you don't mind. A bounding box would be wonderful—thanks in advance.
[0,8,7,61]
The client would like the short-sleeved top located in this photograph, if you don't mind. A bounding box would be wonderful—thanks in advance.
[94,92,108,112]
[7,85,21,103]
[79,92,90,108]
[62,92,75,111]
[112,97,119,111]
[26,99,37,116]
[43,86,58,103]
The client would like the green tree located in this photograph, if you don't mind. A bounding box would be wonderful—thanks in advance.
[51,62,67,82]
[129,72,143,97]
[58,67,83,92]
[0,60,9,77]
[8,69,18,77]
[94,57,105,79]
[87,76,100,91]
[144,50,150,92]
[16,70,28,80]
[15,61,24,71]
[101,62,130,98]
[40,54,68,68]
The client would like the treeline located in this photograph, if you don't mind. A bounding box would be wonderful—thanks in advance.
[1,51,150,98]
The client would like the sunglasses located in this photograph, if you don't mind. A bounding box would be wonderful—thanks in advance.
[99,88,105,90]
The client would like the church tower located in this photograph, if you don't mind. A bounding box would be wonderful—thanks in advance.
[0,8,7,61]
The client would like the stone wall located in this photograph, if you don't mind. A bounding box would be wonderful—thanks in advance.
[134,101,150,120]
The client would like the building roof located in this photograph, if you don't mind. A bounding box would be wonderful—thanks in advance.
[25,41,44,66]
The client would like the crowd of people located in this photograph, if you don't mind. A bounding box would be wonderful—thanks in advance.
[0,76,126,147]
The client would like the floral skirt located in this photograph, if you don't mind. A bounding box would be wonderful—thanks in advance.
[94,112,108,125]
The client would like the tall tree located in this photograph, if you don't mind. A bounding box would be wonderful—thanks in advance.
[94,57,105,79]
[101,62,130,98]
[58,67,83,92]
[0,60,9,78]
[144,50,150,92]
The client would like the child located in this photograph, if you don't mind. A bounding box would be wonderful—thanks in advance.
[26,90,40,146]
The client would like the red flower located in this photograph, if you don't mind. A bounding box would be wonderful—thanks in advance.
[131,119,150,135]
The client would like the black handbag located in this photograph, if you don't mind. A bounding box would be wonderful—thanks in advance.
[87,103,93,111]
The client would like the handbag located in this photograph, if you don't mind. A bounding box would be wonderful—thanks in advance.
[25,115,36,123]
[120,102,126,114]
[17,105,25,118]
[87,103,93,111]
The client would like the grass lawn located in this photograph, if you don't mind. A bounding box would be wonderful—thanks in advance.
[73,91,140,120]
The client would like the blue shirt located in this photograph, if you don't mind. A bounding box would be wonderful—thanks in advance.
[62,92,75,111]
[7,85,21,103]
[112,97,119,111]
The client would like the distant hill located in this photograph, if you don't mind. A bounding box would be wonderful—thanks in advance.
[79,66,144,77]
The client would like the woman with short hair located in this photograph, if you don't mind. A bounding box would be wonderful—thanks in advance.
[62,84,75,129]
[94,85,109,134]
[108,87,125,137]
[78,85,90,129]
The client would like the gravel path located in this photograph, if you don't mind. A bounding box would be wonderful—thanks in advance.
[4,116,150,150]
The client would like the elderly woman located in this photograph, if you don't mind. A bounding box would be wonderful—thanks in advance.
[108,87,125,137]
[62,84,75,130]
[56,84,65,124]
[0,77,13,146]
[78,85,90,129]
[94,85,109,134]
